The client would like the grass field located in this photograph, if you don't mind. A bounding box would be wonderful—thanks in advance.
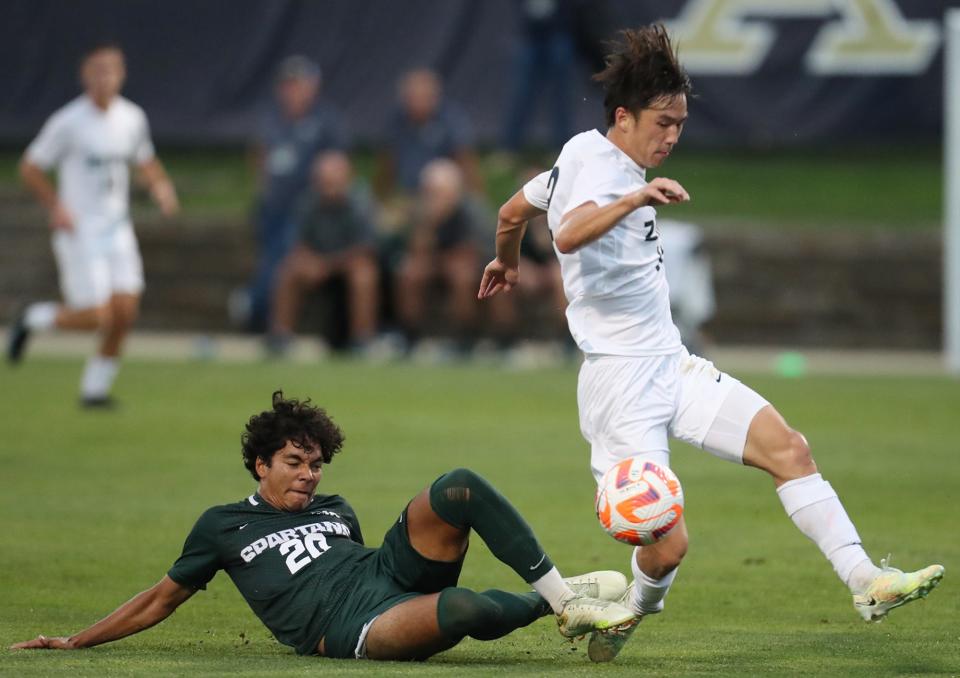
[1,358,957,676]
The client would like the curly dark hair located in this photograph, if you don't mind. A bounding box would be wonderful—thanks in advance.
[241,391,345,481]
[593,24,692,128]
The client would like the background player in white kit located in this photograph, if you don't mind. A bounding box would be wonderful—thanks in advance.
[479,25,943,660]
[9,43,179,407]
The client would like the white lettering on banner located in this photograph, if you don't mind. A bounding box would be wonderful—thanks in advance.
[666,0,940,75]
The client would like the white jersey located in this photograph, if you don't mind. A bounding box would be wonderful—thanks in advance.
[25,95,155,231]
[523,129,682,357]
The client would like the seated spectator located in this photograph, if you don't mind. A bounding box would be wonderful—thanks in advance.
[242,55,349,332]
[268,152,379,356]
[374,68,484,208]
[394,159,487,355]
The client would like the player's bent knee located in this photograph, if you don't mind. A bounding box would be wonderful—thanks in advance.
[428,468,503,532]
[643,529,688,577]
[781,429,816,478]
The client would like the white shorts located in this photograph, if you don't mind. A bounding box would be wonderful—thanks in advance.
[578,348,769,482]
[52,221,144,309]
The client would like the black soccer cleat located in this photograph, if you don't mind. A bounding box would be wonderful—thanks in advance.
[6,305,31,365]
[80,395,118,410]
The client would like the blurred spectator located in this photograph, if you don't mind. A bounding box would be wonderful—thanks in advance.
[500,0,577,154]
[241,55,349,332]
[374,68,483,204]
[267,152,379,356]
[659,219,715,356]
[394,159,486,354]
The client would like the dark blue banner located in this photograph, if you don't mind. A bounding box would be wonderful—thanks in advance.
[0,0,953,148]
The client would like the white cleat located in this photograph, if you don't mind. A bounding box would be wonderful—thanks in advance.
[853,557,944,622]
[557,597,635,639]
[563,570,629,602]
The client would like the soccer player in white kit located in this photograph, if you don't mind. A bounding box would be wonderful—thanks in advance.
[9,44,179,407]
[479,25,943,661]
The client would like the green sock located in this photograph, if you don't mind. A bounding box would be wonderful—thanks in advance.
[437,587,551,642]
[429,468,555,583]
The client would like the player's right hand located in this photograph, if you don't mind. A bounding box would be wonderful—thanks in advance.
[10,634,76,650]
[49,203,74,232]
[629,177,689,208]
[478,257,519,299]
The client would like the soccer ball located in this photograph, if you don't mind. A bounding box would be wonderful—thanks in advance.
[595,457,684,545]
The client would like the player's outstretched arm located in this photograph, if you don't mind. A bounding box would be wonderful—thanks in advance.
[478,190,544,299]
[10,575,196,650]
[554,177,689,254]
[138,158,180,217]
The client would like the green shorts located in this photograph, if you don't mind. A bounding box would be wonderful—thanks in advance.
[321,506,465,659]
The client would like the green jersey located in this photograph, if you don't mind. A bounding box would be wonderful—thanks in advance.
[168,492,389,655]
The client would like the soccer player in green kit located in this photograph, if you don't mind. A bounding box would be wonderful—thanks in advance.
[11,392,633,662]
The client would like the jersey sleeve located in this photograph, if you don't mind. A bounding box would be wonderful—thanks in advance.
[522,170,552,211]
[132,108,156,165]
[25,111,69,170]
[167,509,222,590]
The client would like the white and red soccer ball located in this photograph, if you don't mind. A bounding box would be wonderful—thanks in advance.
[595,457,684,545]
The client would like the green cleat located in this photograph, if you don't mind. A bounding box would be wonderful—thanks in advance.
[563,570,629,602]
[853,557,944,622]
[557,597,635,639]
[587,615,641,662]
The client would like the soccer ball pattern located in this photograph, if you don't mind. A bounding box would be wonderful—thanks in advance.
[595,457,684,545]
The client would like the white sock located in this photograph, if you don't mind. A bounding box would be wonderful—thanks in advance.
[776,473,881,593]
[24,302,59,330]
[848,559,885,594]
[80,356,119,399]
[629,547,678,615]
[531,567,577,615]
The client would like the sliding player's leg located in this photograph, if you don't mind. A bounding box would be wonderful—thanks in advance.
[362,586,550,660]
[405,468,634,637]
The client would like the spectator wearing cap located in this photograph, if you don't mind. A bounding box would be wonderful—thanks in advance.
[242,55,350,332]
[374,68,483,204]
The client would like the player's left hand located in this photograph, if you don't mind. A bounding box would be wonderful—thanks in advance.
[628,177,689,208]
[478,257,519,299]
[10,634,76,650]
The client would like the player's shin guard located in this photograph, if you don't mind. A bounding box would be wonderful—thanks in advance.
[776,473,879,592]
[437,587,549,642]
[629,547,677,615]
[430,469,555,583]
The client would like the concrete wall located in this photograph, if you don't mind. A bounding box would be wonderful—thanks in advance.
[0,201,942,348]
